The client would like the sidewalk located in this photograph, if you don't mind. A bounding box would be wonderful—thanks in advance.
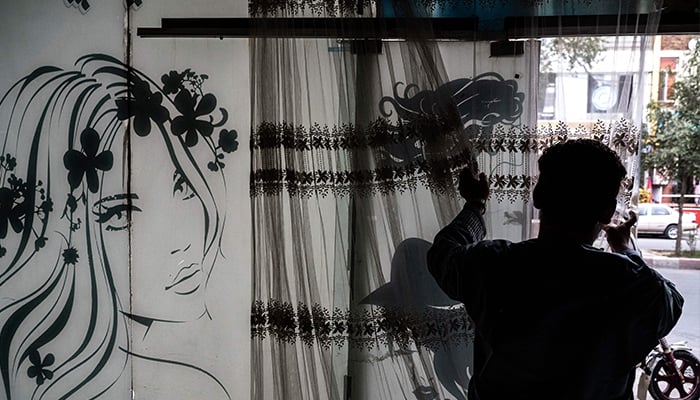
[642,250,700,270]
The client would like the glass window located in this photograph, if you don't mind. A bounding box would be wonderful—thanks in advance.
[538,72,556,120]
[587,73,634,113]
[658,57,678,102]
[652,206,670,215]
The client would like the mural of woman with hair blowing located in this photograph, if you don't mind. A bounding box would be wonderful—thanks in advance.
[0,54,239,399]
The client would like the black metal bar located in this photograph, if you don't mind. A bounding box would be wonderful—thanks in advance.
[137,12,700,39]
[505,12,699,38]
[138,17,478,39]
[505,14,648,38]
[656,12,700,35]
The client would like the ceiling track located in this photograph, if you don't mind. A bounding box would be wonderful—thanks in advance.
[137,12,700,40]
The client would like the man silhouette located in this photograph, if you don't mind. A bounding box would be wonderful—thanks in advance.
[428,139,683,400]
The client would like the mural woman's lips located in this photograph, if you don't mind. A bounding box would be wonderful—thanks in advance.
[165,263,202,295]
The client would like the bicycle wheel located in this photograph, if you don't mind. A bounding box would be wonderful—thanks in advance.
[649,349,700,400]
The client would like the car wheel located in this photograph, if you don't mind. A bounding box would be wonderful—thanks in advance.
[665,224,678,240]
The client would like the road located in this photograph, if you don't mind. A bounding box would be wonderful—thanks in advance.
[636,237,699,356]
[657,269,700,359]
[632,268,699,399]
[632,236,699,399]
[637,235,697,253]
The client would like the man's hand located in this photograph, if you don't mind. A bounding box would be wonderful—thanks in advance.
[458,167,489,204]
[603,210,638,253]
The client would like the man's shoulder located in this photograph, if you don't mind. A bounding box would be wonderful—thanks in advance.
[457,239,520,268]
[509,239,642,270]
[472,238,515,252]
[577,244,648,280]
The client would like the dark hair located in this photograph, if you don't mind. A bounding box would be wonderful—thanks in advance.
[533,139,626,224]
[0,55,231,399]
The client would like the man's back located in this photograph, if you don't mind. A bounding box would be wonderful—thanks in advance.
[428,217,683,400]
[431,140,684,399]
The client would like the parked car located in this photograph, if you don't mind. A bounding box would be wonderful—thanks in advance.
[636,203,697,239]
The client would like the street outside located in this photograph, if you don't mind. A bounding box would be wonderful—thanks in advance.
[653,268,700,359]
[638,237,698,253]
[633,236,699,399]
[637,235,699,359]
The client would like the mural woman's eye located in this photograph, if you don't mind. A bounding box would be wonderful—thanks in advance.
[93,194,142,232]
[173,170,196,201]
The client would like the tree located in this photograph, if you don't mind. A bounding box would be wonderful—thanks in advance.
[646,39,700,255]
[540,37,605,73]
[538,37,605,121]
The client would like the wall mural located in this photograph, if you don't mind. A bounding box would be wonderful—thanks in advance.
[379,72,530,204]
[0,54,238,399]
[360,238,473,400]
[380,72,524,128]
[250,72,528,201]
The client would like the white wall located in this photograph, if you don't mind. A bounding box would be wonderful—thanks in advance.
[129,2,251,399]
[0,1,251,399]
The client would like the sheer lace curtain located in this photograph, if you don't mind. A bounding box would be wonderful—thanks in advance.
[249,1,661,399]
[249,34,354,400]
[249,34,472,399]
[536,10,662,241]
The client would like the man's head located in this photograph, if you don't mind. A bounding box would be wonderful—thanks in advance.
[533,139,627,227]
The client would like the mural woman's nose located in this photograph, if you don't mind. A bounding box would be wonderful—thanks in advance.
[170,243,192,256]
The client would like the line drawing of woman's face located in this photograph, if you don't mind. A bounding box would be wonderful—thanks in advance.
[101,127,221,324]
[0,56,237,399]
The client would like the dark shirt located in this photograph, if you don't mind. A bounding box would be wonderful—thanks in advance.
[427,204,684,400]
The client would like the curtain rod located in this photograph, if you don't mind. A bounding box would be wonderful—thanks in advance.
[137,13,699,39]
[138,17,478,39]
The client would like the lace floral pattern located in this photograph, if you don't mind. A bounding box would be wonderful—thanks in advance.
[251,300,474,350]
[251,118,640,203]
[251,118,461,151]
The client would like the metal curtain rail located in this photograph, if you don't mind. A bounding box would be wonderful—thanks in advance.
[138,17,478,39]
[136,12,699,39]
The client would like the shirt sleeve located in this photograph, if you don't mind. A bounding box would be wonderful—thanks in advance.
[614,248,684,365]
[621,250,684,339]
[427,203,488,307]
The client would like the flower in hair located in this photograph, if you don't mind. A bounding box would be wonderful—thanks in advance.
[63,128,114,193]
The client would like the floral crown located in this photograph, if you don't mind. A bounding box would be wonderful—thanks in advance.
[0,57,240,260]
[116,68,239,171]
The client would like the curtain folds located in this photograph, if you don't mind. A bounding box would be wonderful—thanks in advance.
[250,31,478,399]
[250,2,661,399]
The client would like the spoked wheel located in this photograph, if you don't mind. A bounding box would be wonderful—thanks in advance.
[649,350,700,400]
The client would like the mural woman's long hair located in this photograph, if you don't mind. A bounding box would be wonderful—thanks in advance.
[0,55,236,399]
